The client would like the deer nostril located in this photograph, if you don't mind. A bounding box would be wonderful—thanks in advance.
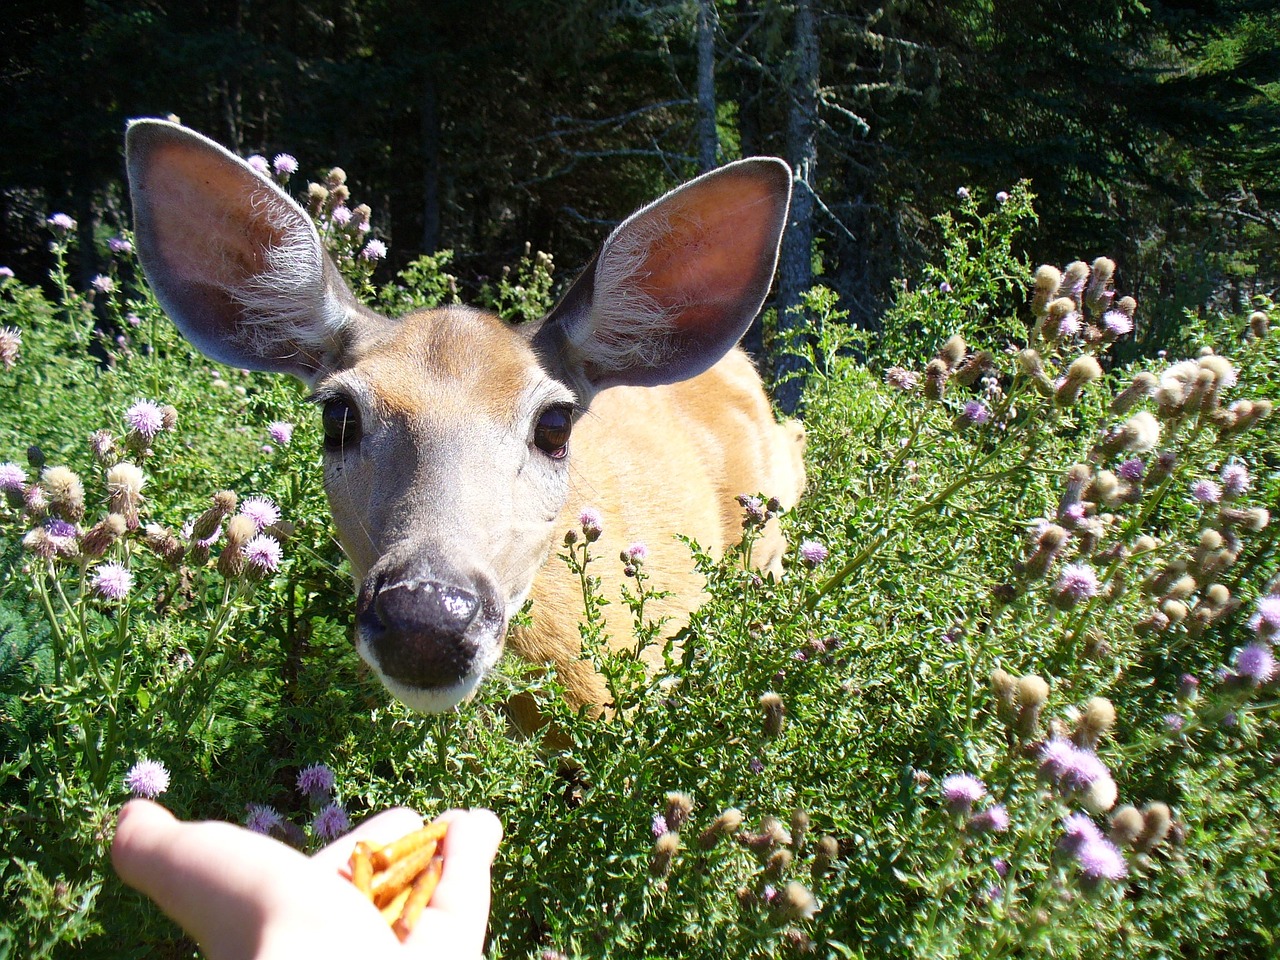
[375,580,480,638]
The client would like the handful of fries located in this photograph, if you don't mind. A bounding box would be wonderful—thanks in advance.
[348,821,449,941]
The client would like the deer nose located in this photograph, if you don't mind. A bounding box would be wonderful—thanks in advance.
[357,574,498,690]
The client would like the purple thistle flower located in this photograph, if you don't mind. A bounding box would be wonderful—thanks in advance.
[748,757,764,774]
[240,496,281,531]
[1252,596,1280,638]
[939,281,953,294]
[1076,837,1128,882]
[798,540,829,566]
[625,542,647,562]
[992,858,1009,878]
[125,400,165,438]
[968,804,1010,834]
[245,803,284,835]
[956,186,970,200]
[1055,563,1099,602]
[267,421,294,447]
[244,534,282,574]
[1164,713,1185,732]
[1102,310,1133,337]
[91,275,115,294]
[126,312,143,328]
[360,239,388,261]
[1058,812,1104,857]
[1234,643,1276,685]
[108,236,133,255]
[331,205,353,226]
[941,773,986,814]
[1038,738,1075,781]
[312,802,350,840]
[885,367,919,391]
[1117,458,1145,482]
[651,811,669,838]
[1191,479,1221,504]
[1057,310,1083,337]
[92,561,133,600]
[47,213,76,233]
[961,400,991,425]
[0,266,14,279]
[273,153,299,176]
[46,518,78,541]
[579,506,603,537]
[245,155,270,176]
[0,462,26,492]
[297,763,337,797]
[124,758,170,798]
[1220,463,1250,498]
[995,191,1010,204]
[1059,747,1109,792]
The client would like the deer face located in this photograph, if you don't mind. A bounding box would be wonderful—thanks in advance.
[125,119,791,712]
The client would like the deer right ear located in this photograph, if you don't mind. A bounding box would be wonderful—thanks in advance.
[126,119,379,381]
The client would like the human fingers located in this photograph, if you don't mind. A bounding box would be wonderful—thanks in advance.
[406,809,503,953]
[311,806,425,874]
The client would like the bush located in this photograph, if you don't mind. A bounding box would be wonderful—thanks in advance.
[0,169,1277,958]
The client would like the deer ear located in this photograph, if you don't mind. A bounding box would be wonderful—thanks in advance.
[533,157,791,393]
[126,119,378,381]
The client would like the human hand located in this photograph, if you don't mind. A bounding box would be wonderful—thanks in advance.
[111,799,502,960]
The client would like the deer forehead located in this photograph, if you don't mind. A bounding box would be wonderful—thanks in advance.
[344,305,553,424]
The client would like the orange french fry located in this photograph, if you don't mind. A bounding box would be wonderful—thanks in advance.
[349,841,375,897]
[371,822,449,872]
[378,886,412,924]
[370,839,438,907]
[392,855,444,941]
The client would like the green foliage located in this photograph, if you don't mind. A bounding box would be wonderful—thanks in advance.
[1,187,1278,960]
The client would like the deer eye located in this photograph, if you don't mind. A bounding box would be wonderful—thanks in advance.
[533,404,573,459]
[321,396,362,450]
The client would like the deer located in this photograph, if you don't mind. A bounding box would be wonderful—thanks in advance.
[125,119,806,725]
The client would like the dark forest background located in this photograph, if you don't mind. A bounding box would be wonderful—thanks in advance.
[2,0,1277,407]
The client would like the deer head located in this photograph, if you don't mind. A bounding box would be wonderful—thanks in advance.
[126,119,791,712]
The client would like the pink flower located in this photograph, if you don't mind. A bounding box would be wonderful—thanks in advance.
[798,540,828,566]
[267,421,294,446]
[1191,479,1221,504]
[625,542,647,562]
[124,758,170,798]
[1055,563,1099,603]
[245,803,284,834]
[1076,837,1128,882]
[125,400,165,438]
[297,763,336,797]
[108,236,133,255]
[273,153,299,176]
[244,534,282,573]
[91,275,115,294]
[941,773,986,814]
[239,497,281,531]
[0,462,26,492]
[968,804,1009,834]
[331,205,353,226]
[47,213,76,233]
[579,507,603,538]
[1102,310,1132,337]
[360,239,388,261]
[312,802,350,840]
[245,155,270,176]
[92,561,133,600]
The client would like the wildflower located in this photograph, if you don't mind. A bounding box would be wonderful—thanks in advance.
[1056,356,1102,405]
[624,542,647,562]
[91,275,115,294]
[1031,265,1062,316]
[883,366,918,391]
[245,155,270,176]
[0,267,13,279]
[651,812,669,838]
[1075,697,1117,749]
[124,758,170,798]
[958,399,989,427]
[267,421,294,446]
[937,334,967,370]
[1190,479,1221,504]
[82,514,127,558]
[273,153,298,176]
[1054,563,1099,606]
[42,466,85,520]
[1101,310,1132,337]
[243,534,282,574]
[748,757,764,774]
[0,461,26,492]
[1117,411,1161,455]
[650,831,679,876]
[245,803,284,835]
[144,523,186,566]
[698,808,744,848]
[297,763,337,797]
[760,691,785,737]
[1109,806,1144,848]
[579,506,603,541]
[107,462,145,527]
[126,312,143,327]
[1059,261,1089,299]
[941,773,986,815]
[956,186,970,200]
[776,881,818,921]
[995,191,1009,203]
[1221,463,1250,498]
[92,560,133,600]
[1233,643,1276,686]
[360,239,388,261]
[1249,311,1269,339]
[312,802,350,840]
[924,359,949,401]
[968,804,1010,834]
[47,213,76,234]
[1250,596,1280,639]
[1058,812,1104,857]
[1015,674,1050,738]
[1135,802,1173,853]
[1116,458,1144,482]
[1076,836,1128,883]
[224,514,257,548]
[331,205,353,226]
[125,400,166,438]
[939,281,952,294]
[664,792,694,831]
[0,326,21,369]
[90,430,116,464]
[798,540,828,566]
[239,496,281,531]
[108,236,132,254]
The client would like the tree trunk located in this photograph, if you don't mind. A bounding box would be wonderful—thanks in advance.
[421,65,441,254]
[773,0,818,414]
[694,0,718,173]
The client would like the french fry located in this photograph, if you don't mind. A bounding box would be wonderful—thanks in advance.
[370,839,439,907]
[392,854,444,941]
[379,886,412,924]
[371,822,449,872]
[349,840,375,896]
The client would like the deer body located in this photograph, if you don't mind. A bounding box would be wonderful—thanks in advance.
[126,120,804,714]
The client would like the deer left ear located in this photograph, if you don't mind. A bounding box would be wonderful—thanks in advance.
[532,158,791,395]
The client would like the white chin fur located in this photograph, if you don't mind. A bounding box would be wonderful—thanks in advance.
[355,634,497,714]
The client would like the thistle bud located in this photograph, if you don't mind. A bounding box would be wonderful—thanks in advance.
[160,405,179,432]
[775,881,818,922]
[1249,310,1269,339]
[23,527,57,560]
[42,466,85,521]
[764,848,793,879]
[191,491,237,542]
[329,183,350,207]
[990,668,1018,726]
[1164,575,1197,601]
[1110,371,1157,414]
[90,430,116,465]
[1108,805,1144,848]
[1058,260,1089,300]
[650,831,679,877]
[1116,296,1137,318]
[812,836,839,878]
[698,808,744,848]
[217,538,244,579]
[1084,257,1116,313]
[1057,356,1102,406]
[954,350,993,387]
[225,514,257,549]
[1044,297,1081,340]
[1135,802,1172,852]
[106,462,146,529]
[1074,697,1117,750]
[1160,599,1188,624]
[1017,349,1055,397]
[924,359,949,401]
[1031,265,1062,316]
[760,692,785,738]
[306,182,329,214]
[664,792,694,832]
[143,523,186,566]
[81,513,127,558]
[1016,674,1050,738]
[790,810,810,851]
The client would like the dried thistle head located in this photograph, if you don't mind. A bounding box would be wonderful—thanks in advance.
[1031,265,1062,316]
[1074,697,1117,750]
[650,832,680,877]
[1108,805,1144,848]
[664,792,695,832]
[698,808,744,848]
[937,334,967,371]
[760,692,785,738]
[42,466,85,521]
[1135,802,1173,852]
